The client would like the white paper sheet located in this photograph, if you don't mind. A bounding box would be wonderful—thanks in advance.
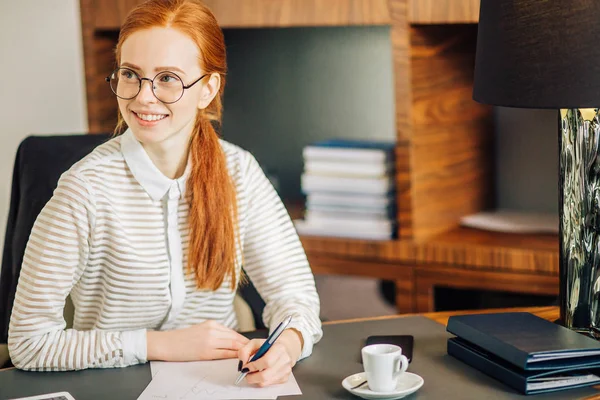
[460,209,559,234]
[138,359,302,400]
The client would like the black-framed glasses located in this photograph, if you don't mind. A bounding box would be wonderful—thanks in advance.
[106,67,208,104]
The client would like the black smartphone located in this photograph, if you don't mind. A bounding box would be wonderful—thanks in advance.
[360,335,414,363]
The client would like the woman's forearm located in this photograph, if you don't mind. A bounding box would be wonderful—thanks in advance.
[9,328,146,370]
[146,321,250,362]
[146,330,166,361]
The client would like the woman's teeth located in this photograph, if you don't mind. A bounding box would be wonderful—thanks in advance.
[135,112,167,121]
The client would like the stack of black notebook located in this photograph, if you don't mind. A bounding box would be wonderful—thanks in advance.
[446,312,600,395]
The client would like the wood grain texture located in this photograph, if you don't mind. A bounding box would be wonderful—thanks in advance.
[408,0,480,24]
[92,32,119,133]
[387,0,414,239]
[308,254,411,281]
[395,143,413,237]
[408,228,558,275]
[414,264,558,312]
[409,25,493,239]
[94,0,120,30]
[395,269,415,314]
[81,0,118,133]
[301,227,559,275]
[94,0,391,29]
[80,0,99,131]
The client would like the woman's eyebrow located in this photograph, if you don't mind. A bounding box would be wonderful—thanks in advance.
[155,66,187,75]
[120,62,142,71]
[120,62,187,75]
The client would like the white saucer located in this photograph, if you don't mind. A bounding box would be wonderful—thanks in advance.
[342,372,424,400]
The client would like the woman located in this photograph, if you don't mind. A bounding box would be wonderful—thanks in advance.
[8,0,322,387]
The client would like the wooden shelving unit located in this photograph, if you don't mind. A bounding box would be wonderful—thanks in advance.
[79,0,560,313]
[93,0,392,29]
[302,228,558,313]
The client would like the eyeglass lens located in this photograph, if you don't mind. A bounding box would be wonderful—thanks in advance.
[109,68,184,103]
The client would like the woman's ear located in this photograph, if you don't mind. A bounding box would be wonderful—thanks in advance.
[197,72,221,110]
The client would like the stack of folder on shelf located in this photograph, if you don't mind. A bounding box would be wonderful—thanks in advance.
[293,138,396,240]
[446,312,600,395]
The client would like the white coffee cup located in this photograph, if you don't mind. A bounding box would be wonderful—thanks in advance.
[361,344,409,392]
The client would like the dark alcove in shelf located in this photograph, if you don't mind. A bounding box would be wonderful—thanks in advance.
[220,26,396,202]
[434,287,558,312]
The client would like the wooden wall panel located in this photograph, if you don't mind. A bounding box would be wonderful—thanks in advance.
[387,0,414,239]
[94,0,391,30]
[81,0,118,132]
[408,0,480,24]
[92,32,119,133]
[94,0,124,30]
[409,25,493,240]
[206,0,391,27]
[394,268,416,314]
[395,143,413,237]
[80,0,98,131]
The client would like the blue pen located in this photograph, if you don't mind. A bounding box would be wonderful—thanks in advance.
[234,315,293,385]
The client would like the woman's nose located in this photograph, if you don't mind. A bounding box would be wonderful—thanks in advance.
[137,79,158,104]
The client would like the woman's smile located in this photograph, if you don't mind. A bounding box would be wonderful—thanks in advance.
[132,110,169,127]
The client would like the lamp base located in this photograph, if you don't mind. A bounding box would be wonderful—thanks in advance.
[559,108,600,336]
[573,328,600,339]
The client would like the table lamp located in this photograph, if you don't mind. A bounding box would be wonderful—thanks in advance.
[473,0,600,335]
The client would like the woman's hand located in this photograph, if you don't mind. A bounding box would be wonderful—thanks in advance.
[147,320,250,361]
[238,329,303,387]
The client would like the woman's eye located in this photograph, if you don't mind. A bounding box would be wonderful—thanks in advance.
[160,74,177,83]
[120,70,135,79]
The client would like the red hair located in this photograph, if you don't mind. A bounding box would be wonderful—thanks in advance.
[114,0,238,290]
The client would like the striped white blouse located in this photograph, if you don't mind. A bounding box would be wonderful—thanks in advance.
[8,129,322,371]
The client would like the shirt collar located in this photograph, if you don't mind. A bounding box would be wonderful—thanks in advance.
[121,128,191,201]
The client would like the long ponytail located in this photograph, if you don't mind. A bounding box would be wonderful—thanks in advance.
[187,116,238,290]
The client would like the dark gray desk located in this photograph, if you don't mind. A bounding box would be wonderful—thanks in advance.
[1,316,598,399]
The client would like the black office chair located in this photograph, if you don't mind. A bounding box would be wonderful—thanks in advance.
[0,134,265,366]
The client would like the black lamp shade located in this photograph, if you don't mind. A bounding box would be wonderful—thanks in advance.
[473,0,600,109]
